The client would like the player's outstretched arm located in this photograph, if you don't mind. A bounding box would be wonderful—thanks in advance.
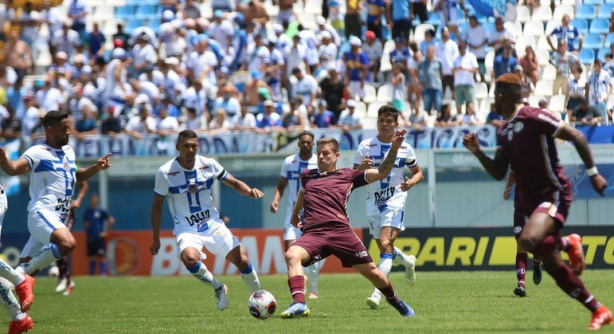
[270,177,288,213]
[401,164,424,191]
[222,173,264,199]
[290,189,305,228]
[463,132,509,180]
[366,130,407,183]
[556,124,608,196]
[150,193,165,255]
[76,153,112,182]
[0,146,30,176]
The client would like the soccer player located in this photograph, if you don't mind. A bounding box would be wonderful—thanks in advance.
[0,184,35,334]
[353,105,422,309]
[503,171,542,297]
[0,110,111,278]
[84,194,115,277]
[55,181,88,295]
[270,131,321,299]
[463,73,612,330]
[150,130,264,311]
[280,134,415,318]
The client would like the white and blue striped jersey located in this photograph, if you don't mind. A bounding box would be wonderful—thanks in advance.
[280,154,317,212]
[21,144,77,222]
[353,137,418,215]
[154,156,227,235]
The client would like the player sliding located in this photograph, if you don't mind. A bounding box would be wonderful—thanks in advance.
[281,134,415,318]
[463,73,611,330]
[503,171,542,297]
[150,130,264,311]
[353,105,422,309]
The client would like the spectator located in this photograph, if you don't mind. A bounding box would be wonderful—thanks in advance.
[74,105,98,138]
[277,0,297,24]
[36,78,64,112]
[112,23,130,49]
[320,66,347,120]
[315,16,341,45]
[434,0,464,40]
[243,0,269,25]
[514,65,534,99]
[493,45,517,80]
[103,48,131,111]
[417,45,443,115]
[209,109,231,133]
[281,98,308,132]
[344,0,363,39]
[388,0,411,40]
[291,68,318,113]
[3,30,33,80]
[181,79,208,118]
[538,98,563,120]
[338,99,363,133]
[244,70,273,110]
[132,34,158,77]
[87,22,106,61]
[489,17,515,56]
[100,106,123,137]
[312,99,336,128]
[518,46,540,85]
[183,106,208,132]
[391,63,406,111]
[458,102,483,125]
[551,40,577,97]
[68,0,89,39]
[486,103,505,127]
[183,0,201,19]
[286,34,308,79]
[410,0,428,29]
[156,107,179,136]
[327,0,344,39]
[547,14,583,53]
[390,36,411,71]
[435,103,459,127]
[452,43,477,111]
[22,93,40,136]
[154,94,180,118]
[298,24,321,75]
[84,194,114,276]
[407,41,422,113]
[231,104,257,130]
[366,0,385,39]
[266,40,285,101]
[363,31,383,83]
[0,108,22,141]
[409,106,428,130]
[419,29,439,56]
[18,1,40,47]
[124,102,156,139]
[318,31,337,71]
[571,98,603,126]
[255,99,283,132]
[343,36,369,101]
[209,10,234,52]
[567,66,585,118]
[212,0,236,13]
[214,86,241,118]
[463,15,488,83]
[586,60,612,124]
[245,34,270,73]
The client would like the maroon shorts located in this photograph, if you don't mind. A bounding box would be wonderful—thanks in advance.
[524,188,572,228]
[292,221,373,268]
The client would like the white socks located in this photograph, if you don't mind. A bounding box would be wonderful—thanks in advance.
[0,277,25,321]
[24,244,61,275]
[239,263,261,294]
[372,254,394,298]
[306,261,321,293]
[0,260,24,286]
[187,262,222,289]
[392,247,414,268]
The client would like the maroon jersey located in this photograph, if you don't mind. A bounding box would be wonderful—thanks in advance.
[497,106,572,210]
[300,168,369,227]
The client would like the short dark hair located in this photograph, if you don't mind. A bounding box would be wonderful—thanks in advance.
[43,110,69,127]
[317,138,339,153]
[177,129,198,143]
[377,104,401,121]
[298,130,314,141]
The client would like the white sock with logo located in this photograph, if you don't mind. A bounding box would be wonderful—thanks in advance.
[0,260,24,286]
[187,262,222,289]
[240,263,262,294]
[392,247,414,268]
[24,244,62,275]
[0,278,25,321]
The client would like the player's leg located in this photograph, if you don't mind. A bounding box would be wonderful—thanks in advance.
[514,241,528,297]
[0,261,34,312]
[353,262,415,317]
[288,225,321,299]
[55,258,69,292]
[0,277,33,334]
[225,245,262,294]
[281,244,312,318]
[385,212,416,286]
[22,210,75,275]
[98,238,108,276]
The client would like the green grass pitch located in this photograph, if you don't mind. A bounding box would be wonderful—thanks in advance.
[9,270,614,333]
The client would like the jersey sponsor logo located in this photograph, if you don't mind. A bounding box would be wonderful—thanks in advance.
[184,209,210,226]
[374,187,396,206]
[355,250,369,258]
[198,165,209,171]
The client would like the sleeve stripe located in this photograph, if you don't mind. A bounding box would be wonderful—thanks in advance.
[217,169,228,181]
[153,190,166,197]
[551,120,565,138]
[363,171,369,183]
[22,155,33,170]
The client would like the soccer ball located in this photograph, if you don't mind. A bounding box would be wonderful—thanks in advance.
[248,290,277,319]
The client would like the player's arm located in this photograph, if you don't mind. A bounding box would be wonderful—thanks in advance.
[270,177,288,213]
[222,173,264,199]
[556,124,608,195]
[72,181,89,209]
[401,163,423,191]
[76,153,112,182]
[503,170,515,200]
[290,188,304,227]
[0,149,30,176]
[366,130,407,183]
[463,132,509,180]
[150,193,165,255]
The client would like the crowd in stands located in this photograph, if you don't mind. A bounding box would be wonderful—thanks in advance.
[0,0,613,145]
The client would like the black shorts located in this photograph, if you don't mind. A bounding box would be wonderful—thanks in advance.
[411,2,428,23]
[392,19,411,40]
[367,21,383,39]
[87,237,107,257]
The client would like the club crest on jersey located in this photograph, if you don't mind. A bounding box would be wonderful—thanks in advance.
[188,179,198,193]
[514,122,524,133]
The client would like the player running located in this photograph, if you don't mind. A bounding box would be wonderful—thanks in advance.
[270,131,321,299]
[353,105,422,309]
[150,130,264,311]
[463,73,611,330]
[281,134,415,318]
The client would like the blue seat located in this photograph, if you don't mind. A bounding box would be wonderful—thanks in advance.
[606,0,614,4]
[605,33,614,46]
[135,5,157,19]
[115,6,134,19]
[483,22,495,36]
[147,18,161,34]
[598,3,614,19]
[584,33,603,50]
[576,4,596,20]
[126,19,144,34]
[584,0,603,4]
[598,47,610,60]
[426,12,441,26]
[578,48,596,65]
[571,18,589,36]
[589,18,610,34]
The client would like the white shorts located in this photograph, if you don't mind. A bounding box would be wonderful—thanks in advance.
[176,220,240,259]
[283,208,303,241]
[368,208,406,239]
[348,81,366,100]
[27,209,68,245]
[277,9,296,23]
[20,236,43,259]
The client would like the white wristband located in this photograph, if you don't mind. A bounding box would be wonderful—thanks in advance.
[587,167,599,177]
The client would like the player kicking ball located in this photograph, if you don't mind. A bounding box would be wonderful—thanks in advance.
[464,73,611,330]
[281,134,415,318]
[353,105,422,308]
[150,130,264,311]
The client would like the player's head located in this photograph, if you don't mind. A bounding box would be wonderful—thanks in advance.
[377,104,400,136]
[316,138,340,172]
[176,130,199,165]
[494,73,522,115]
[43,110,70,147]
[297,131,314,156]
